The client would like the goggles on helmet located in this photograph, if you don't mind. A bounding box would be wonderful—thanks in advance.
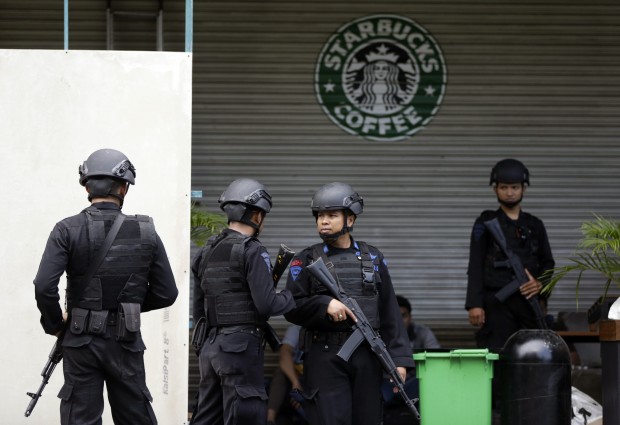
[112,160,136,179]
[244,189,272,207]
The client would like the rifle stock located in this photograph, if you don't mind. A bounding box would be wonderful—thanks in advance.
[272,244,295,285]
[484,218,548,329]
[263,244,296,352]
[306,258,420,420]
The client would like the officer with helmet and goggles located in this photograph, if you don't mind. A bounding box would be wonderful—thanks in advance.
[283,182,413,425]
[190,178,295,425]
[465,158,555,350]
[33,148,178,425]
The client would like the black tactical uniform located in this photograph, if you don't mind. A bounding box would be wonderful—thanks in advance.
[33,149,178,425]
[190,179,294,425]
[284,183,413,425]
[466,208,554,349]
[465,159,555,351]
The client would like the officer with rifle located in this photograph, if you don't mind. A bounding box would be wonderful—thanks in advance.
[465,158,554,350]
[190,178,295,425]
[284,182,414,425]
[31,148,178,424]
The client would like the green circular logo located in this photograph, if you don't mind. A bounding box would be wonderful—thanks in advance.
[315,15,447,141]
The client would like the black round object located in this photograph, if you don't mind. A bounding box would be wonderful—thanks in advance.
[500,329,572,425]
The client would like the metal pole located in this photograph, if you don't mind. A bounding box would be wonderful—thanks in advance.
[185,0,193,53]
[64,0,69,50]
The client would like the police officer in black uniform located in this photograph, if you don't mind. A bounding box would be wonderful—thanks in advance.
[190,178,295,425]
[465,158,555,351]
[33,148,178,425]
[284,182,413,425]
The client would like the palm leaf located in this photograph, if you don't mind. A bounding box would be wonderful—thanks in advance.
[190,203,227,246]
[543,215,620,304]
[580,215,620,255]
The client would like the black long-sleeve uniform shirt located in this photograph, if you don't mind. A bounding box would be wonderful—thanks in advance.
[284,239,414,369]
[34,202,178,335]
[465,208,555,310]
[191,228,294,322]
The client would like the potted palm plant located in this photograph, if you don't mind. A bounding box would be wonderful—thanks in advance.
[544,215,620,312]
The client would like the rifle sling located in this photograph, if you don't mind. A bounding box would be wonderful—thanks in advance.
[72,212,126,310]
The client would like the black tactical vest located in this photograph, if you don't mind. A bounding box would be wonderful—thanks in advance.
[311,242,381,328]
[199,232,265,327]
[66,207,156,311]
[482,210,541,288]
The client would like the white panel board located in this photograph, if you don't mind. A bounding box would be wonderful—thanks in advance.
[0,49,191,424]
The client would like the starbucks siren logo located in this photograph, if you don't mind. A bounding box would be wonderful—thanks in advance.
[315,15,447,141]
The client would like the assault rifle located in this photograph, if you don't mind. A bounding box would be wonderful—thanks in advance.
[484,218,548,329]
[306,257,421,420]
[25,328,66,417]
[263,244,296,351]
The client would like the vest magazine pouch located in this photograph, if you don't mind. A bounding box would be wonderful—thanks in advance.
[70,308,90,335]
[116,302,141,342]
[87,310,108,335]
[117,273,148,304]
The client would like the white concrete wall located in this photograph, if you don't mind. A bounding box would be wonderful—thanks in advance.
[0,49,191,424]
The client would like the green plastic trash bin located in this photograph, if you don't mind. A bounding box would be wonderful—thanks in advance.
[414,349,499,425]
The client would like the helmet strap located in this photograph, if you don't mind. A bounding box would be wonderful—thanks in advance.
[318,211,354,244]
[240,207,263,237]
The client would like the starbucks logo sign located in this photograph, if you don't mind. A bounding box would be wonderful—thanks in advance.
[315,15,447,141]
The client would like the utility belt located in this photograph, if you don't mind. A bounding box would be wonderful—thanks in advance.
[304,330,353,347]
[193,319,267,352]
[208,324,265,343]
[69,302,141,342]
[215,324,264,337]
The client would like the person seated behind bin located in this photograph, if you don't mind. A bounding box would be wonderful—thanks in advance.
[397,295,440,352]
[267,324,307,425]
[382,295,440,407]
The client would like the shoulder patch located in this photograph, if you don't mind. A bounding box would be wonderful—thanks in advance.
[289,258,304,281]
[261,251,272,272]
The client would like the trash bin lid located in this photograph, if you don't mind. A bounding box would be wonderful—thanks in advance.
[414,348,499,362]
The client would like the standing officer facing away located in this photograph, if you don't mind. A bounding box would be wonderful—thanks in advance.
[33,148,179,425]
[190,178,295,425]
[284,182,413,425]
[465,158,555,351]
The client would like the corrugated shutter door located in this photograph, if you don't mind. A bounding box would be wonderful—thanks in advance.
[190,0,620,330]
[3,0,620,390]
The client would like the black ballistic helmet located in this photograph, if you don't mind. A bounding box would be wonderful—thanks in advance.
[219,178,272,223]
[312,182,363,242]
[489,158,530,186]
[79,149,136,186]
[311,182,364,217]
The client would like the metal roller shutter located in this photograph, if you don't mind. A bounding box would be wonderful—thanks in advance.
[2,0,620,404]
[189,0,620,331]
